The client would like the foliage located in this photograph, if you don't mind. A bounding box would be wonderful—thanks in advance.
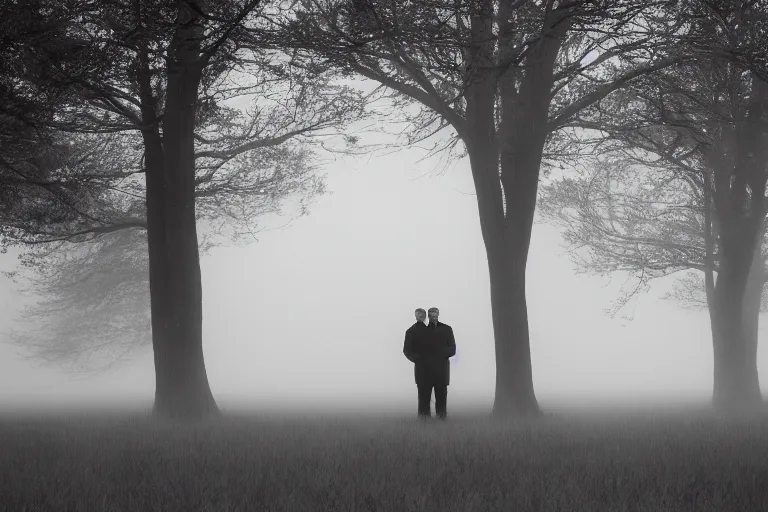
[540,155,768,316]
[542,1,768,319]
[0,0,365,371]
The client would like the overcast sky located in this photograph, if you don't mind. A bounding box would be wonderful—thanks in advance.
[1,142,767,414]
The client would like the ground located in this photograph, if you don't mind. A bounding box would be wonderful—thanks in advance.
[1,405,767,511]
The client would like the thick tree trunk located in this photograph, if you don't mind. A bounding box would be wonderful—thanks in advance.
[711,229,763,412]
[487,117,549,417]
[741,240,762,401]
[487,14,566,418]
[462,0,539,417]
[461,4,566,418]
[487,233,539,416]
[465,132,541,417]
[150,6,218,420]
[707,73,768,414]
[137,46,189,420]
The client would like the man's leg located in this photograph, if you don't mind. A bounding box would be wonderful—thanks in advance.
[434,384,448,420]
[417,383,432,418]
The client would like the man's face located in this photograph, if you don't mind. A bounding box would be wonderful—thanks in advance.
[428,309,439,323]
[415,311,426,323]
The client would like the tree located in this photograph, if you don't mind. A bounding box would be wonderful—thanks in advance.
[553,1,768,411]
[540,156,768,405]
[270,0,684,415]
[0,0,362,419]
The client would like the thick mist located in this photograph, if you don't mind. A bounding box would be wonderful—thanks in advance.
[2,145,763,414]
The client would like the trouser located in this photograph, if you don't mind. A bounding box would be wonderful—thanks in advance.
[417,382,447,419]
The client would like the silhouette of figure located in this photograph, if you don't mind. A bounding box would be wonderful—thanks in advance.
[403,307,456,420]
[403,307,427,362]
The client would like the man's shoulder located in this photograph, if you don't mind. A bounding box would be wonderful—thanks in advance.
[407,322,427,332]
[439,322,452,330]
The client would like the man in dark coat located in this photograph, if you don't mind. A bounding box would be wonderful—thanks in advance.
[403,306,456,420]
[403,307,427,364]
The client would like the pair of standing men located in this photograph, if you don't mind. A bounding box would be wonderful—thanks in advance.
[403,307,456,419]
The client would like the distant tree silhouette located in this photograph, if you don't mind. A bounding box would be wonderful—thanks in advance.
[7,229,150,375]
[541,156,767,408]
[3,131,321,375]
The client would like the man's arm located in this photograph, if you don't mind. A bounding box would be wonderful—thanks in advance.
[403,329,420,363]
[445,327,456,359]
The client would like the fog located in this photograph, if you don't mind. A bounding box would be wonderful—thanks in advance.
[1,145,766,415]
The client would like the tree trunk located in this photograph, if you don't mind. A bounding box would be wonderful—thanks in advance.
[461,0,539,417]
[487,115,549,418]
[486,232,539,416]
[150,5,218,420]
[460,4,567,418]
[740,237,762,403]
[464,120,541,417]
[711,228,763,412]
[707,72,768,414]
[485,13,567,418]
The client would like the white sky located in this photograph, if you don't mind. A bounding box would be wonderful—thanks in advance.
[1,144,767,414]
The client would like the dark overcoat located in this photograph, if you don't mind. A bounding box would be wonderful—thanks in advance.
[403,321,456,386]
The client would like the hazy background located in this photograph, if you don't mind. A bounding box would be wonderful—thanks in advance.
[1,145,766,414]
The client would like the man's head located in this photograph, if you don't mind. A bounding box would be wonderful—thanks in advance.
[428,307,439,323]
[415,308,426,323]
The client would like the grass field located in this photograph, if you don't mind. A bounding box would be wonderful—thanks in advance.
[1,406,768,512]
